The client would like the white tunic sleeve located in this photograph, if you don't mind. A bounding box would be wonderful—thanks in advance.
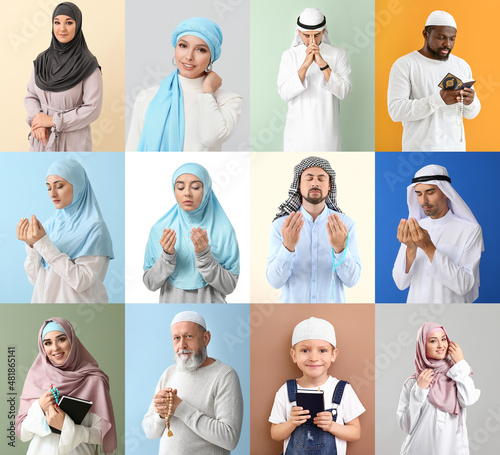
[387,59,446,122]
[20,401,52,441]
[392,244,414,291]
[24,243,43,285]
[277,50,308,103]
[33,235,109,293]
[428,224,482,297]
[397,379,429,435]
[320,48,352,100]
[58,412,102,455]
[198,92,243,148]
[446,360,481,408]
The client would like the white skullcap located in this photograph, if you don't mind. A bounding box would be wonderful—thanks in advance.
[292,317,336,347]
[425,11,457,29]
[170,311,206,329]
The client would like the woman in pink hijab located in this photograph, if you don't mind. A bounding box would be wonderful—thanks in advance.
[397,321,480,455]
[15,317,117,454]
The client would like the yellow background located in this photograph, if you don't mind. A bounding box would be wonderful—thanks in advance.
[375,0,500,151]
[250,152,375,304]
[0,1,125,151]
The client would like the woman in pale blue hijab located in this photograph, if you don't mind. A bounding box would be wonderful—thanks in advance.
[16,158,114,303]
[127,17,243,152]
[143,163,239,303]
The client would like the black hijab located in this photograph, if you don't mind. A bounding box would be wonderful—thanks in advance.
[34,2,100,93]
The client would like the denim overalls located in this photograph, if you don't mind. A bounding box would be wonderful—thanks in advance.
[283,379,348,455]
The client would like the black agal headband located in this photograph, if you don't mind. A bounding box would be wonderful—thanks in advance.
[297,16,326,30]
[412,175,451,184]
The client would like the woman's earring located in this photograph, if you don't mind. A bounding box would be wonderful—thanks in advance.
[206,63,213,72]
[172,57,176,66]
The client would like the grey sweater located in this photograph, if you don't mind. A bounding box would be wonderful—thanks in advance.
[143,247,238,303]
[142,359,244,454]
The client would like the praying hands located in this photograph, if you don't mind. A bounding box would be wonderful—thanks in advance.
[16,215,47,247]
[327,214,348,253]
[397,218,436,271]
[154,388,181,418]
[281,211,304,252]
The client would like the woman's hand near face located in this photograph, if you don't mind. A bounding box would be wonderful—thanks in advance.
[26,215,47,245]
[38,389,56,414]
[160,228,176,255]
[448,341,464,364]
[17,217,33,247]
[45,405,66,431]
[32,113,54,129]
[190,227,209,253]
[32,127,50,147]
[202,71,222,94]
[417,368,434,389]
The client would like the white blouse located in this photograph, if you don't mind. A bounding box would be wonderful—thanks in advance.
[24,235,110,304]
[397,360,480,455]
[126,74,243,151]
[20,400,102,455]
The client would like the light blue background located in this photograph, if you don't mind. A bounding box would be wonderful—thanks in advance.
[0,152,125,303]
[125,304,250,455]
[375,152,499,303]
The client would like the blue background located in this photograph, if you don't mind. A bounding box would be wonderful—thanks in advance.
[376,152,499,303]
[125,304,250,455]
[0,152,125,303]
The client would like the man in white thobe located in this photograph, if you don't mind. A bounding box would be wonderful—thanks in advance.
[278,8,352,151]
[387,10,480,151]
[393,164,484,303]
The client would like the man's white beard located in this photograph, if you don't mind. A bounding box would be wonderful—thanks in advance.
[174,346,207,372]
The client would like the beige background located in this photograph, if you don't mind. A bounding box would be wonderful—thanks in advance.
[250,304,375,455]
[1,0,125,151]
[250,152,375,303]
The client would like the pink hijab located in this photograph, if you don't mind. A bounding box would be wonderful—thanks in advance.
[15,317,117,455]
[407,321,471,419]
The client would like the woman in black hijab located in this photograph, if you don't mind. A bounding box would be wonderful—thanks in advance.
[24,2,103,151]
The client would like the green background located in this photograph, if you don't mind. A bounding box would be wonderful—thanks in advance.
[250,0,375,151]
[1,305,125,454]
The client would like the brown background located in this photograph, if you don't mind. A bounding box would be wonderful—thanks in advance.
[250,304,375,455]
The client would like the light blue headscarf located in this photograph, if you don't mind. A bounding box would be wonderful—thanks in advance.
[143,163,239,290]
[42,321,66,339]
[42,159,114,269]
[137,17,223,152]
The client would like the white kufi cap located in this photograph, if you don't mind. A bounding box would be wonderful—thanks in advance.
[171,311,206,329]
[425,11,457,29]
[292,317,336,347]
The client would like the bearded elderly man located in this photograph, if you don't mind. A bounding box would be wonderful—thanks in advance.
[388,10,481,151]
[266,156,361,303]
[393,164,484,303]
[143,311,243,454]
[278,8,352,151]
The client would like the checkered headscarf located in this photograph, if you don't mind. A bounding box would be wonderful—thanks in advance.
[273,156,343,221]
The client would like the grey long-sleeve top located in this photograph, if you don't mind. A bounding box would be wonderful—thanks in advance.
[143,246,238,303]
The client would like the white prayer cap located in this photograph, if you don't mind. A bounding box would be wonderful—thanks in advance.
[407,164,478,224]
[425,11,457,29]
[292,317,336,347]
[170,311,206,330]
[297,8,327,32]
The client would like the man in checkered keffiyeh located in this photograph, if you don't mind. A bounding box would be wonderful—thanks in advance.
[266,156,361,303]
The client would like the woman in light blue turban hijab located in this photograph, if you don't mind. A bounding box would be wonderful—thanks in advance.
[127,17,243,152]
[143,163,239,303]
[16,158,114,303]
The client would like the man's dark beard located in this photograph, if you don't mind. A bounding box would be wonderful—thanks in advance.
[426,43,451,61]
[302,191,327,205]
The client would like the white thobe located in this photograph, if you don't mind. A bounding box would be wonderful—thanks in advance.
[24,235,110,304]
[277,42,352,151]
[126,75,243,151]
[20,401,102,455]
[393,211,483,303]
[397,360,480,455]
[388,51,481,151]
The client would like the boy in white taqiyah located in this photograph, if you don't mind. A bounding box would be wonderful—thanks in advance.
[269,317,365,454]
